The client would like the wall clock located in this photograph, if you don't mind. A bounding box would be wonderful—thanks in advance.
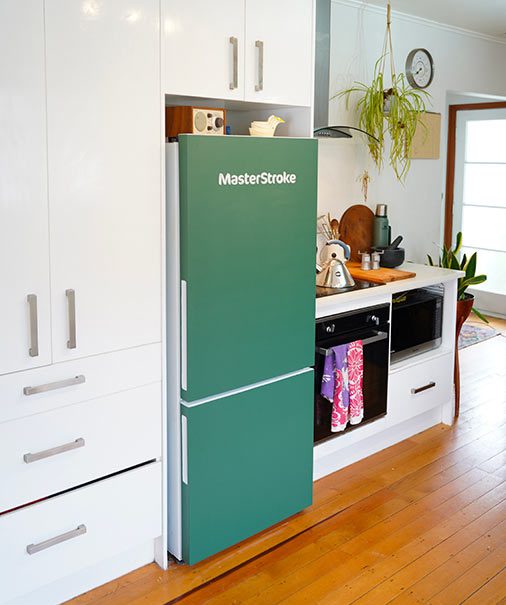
[405,48,434,89]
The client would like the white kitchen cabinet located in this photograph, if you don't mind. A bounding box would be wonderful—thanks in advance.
[0,462,161,604]
[0,382,161,513]
[163,0,313,107]
[0,2,164,602]
[0,0,52,375]
[244,0,313,106]
[164,0,245,100]
[388,352,453,424]
[45,0,161,362]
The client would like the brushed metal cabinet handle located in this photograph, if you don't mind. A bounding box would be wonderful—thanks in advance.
[26,524,87,555]
[229,36,238,90]
[411,381,436,395]
[27,294,39,357]
[23,437,85,464]
[66,289,77,349]
[23,374,86,396]
[255,40,264,91]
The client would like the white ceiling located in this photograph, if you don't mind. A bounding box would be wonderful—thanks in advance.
[365,0,506,38]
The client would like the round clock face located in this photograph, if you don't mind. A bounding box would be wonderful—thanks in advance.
[405,48,434,89]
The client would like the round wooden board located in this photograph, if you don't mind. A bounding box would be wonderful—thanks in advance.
[339,204,375,262]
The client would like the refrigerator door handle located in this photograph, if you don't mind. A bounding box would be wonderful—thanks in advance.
[181,280,187,391]
[181,415,188,485]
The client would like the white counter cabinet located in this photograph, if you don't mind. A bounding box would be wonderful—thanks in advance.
[163,0,314,106]
[314,264,462,480]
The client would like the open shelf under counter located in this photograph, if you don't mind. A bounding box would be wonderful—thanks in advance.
[164,94,313,138]
[389,345,453,374]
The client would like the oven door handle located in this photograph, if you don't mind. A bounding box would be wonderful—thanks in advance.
[316,330,389,356]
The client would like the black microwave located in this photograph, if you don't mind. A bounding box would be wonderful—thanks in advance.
[390,286,443,362]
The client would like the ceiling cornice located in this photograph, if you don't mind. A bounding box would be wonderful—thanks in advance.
[332,0,506,46]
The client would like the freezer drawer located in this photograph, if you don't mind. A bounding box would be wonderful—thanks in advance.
[178,135,317,401]
[181,369,314,564]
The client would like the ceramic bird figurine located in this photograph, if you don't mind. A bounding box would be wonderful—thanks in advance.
[249,115,285,137]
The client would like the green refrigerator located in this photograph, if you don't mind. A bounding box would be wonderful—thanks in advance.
[167,135,317,565]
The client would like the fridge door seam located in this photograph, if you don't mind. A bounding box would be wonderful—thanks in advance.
[181,367,314,409]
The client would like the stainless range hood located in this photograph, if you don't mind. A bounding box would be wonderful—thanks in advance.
[313,0,378,142]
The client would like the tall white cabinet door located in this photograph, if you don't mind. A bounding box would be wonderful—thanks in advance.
[0,1,52,375]
[244,0,313,106]
[45,0,161,362]
[163,0,245,99]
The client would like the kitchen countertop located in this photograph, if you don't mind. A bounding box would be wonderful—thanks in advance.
[316,263,463,319]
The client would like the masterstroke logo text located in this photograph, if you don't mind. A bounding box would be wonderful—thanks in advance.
[218,171,297,186]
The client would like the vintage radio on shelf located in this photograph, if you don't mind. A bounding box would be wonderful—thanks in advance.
[165,106,226,140]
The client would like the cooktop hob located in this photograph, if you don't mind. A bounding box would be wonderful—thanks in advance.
[316,279,385,298]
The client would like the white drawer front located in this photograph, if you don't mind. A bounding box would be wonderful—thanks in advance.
[0,462,161,604]
[0,343,161,424]
[388,353,453,423]
[0,383,161,513]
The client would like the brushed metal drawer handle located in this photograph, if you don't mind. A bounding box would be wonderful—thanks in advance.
[411,381,436,395]
[26,524,87,555]
[27,294,39,357]
[23,437,85,464]
[23,374,85,396]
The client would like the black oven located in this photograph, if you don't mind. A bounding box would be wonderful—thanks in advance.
[314,304,390,444]
[390,286,443,363]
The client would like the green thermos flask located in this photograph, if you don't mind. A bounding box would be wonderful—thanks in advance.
[373,204,390,247]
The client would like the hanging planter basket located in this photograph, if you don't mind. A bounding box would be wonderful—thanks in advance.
[335,2,431,181]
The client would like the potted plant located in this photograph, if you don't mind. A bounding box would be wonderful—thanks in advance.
[335,2,430,181]
[427,232,488,416]
[427,231,488,323]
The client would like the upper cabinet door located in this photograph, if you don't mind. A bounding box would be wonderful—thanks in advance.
[163,0,245,99]
[45,0,161,362]
[244,0,313,106]
[0,1,52,375]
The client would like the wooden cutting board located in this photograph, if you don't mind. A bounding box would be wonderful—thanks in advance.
[347,262,416,284]
[339,205,374,262]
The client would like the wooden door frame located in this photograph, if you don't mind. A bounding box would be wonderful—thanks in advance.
[444,101,506,247]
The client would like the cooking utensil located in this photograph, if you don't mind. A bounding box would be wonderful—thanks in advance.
[386,235,403,249]
[317,214,333,241]
[374,235,405,267]
[346,262,415,283]
[339,204,374,262]
[330,218,340,239]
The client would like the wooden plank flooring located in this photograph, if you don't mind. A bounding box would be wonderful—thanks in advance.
[69,322,506,605]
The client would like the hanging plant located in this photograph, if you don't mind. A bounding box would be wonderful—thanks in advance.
[335,1,431,181]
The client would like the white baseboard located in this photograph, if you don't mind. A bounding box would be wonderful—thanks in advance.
[313,407,442,481]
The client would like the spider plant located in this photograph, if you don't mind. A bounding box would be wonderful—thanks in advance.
[337,60,429,181]
[334,2,431,181]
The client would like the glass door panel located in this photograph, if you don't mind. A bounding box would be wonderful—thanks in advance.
[454,108,506,316]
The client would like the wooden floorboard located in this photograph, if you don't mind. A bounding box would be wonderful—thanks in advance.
[68,325,506,605]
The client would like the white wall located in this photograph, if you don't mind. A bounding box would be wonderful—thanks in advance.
[318,0,506,262]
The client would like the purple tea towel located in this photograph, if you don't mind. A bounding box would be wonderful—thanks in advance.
[321,344,349,404]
